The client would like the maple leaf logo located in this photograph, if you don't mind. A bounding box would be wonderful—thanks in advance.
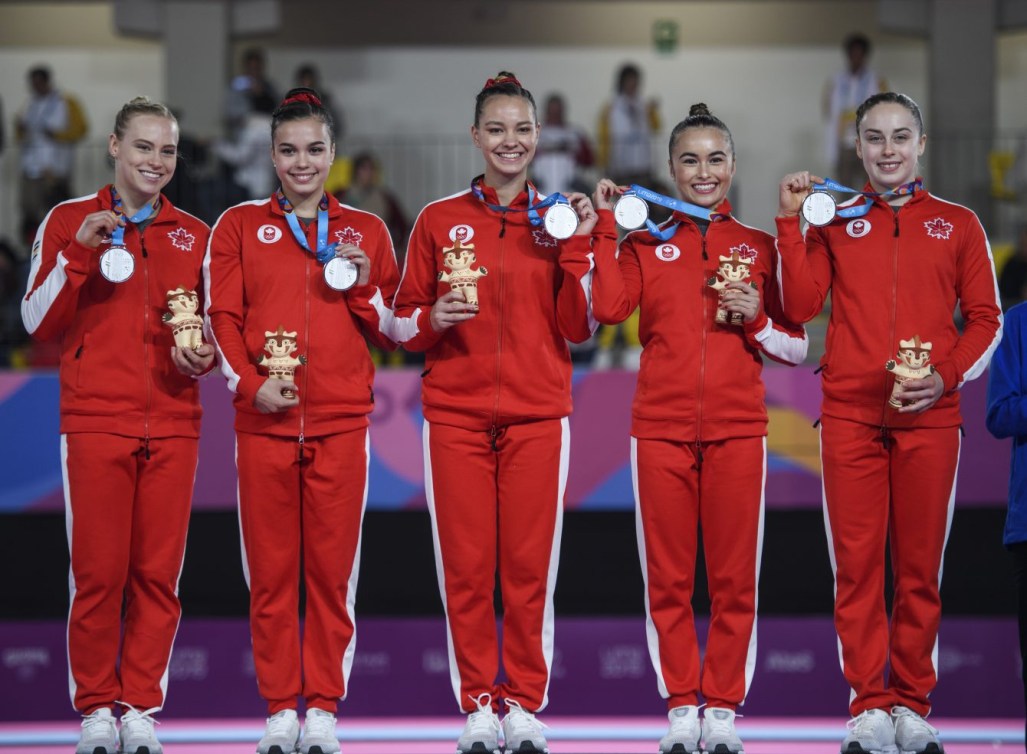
[335,227,364,246]
[924,217,953,240]
[731,243,758,262]
[532,228,558,248]
[168,227,195,252]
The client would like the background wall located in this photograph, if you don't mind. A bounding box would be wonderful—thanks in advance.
[3,0,1023,241]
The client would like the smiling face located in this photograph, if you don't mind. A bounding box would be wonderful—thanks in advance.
[110,114,178,205]
[471,94,539,185]
[272,117,335,207]
[856,102,926,192]
[899,348,930,369]
[668,126,735,209]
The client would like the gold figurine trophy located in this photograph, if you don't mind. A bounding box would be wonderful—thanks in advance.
[885,335,934,408]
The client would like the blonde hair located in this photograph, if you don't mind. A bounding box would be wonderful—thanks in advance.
[113,96,176,140]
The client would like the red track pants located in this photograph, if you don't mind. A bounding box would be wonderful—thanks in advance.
[236,429,368,715]
[424,418,568,714]
[62,432,196,714]
[820,416,959,717]
[632,435,766,711]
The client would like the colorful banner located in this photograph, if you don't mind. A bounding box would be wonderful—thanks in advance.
[0,366,1010,512]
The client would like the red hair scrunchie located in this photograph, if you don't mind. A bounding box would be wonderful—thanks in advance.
[281,92,322,108]
[484,74,521,89]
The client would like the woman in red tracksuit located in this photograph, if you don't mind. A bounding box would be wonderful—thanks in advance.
[205,88,399,754]
[390,72,599,754]
[21,97,212,754]
[777,92,1001,754]
[591,103,808,754]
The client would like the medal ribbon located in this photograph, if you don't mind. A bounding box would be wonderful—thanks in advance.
[623,184,716,241]
[276,190,335,264]
[811,178,922,220]
[109,186,158,247]
[470,177,568,227]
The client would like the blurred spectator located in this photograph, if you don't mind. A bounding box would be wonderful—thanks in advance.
[999,225,1027,309]
[214,94,276,201]
[337,152,409,259]
[824,33,887,187]
[295,64,344,142]
[225,47,279,131]
[597,63,661,186]
[14,66,85,248]
[161,110,219,224]
[0,237,31,366]
[532,93,595,196]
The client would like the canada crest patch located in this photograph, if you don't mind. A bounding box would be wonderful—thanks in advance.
[335,227,364,246]
[924,217,953,240]
[168,227,196,252]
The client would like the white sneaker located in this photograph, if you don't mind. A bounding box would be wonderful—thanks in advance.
[258,709,301,754]
[501,699,549,754]
[842,709,899,754]
[77,707,119,754]
[119,703,162,754]
[702,708,744,754]
[456,693,501,754]
[659,705,701,754]
[891,706,944,754]
[300,708,340,754]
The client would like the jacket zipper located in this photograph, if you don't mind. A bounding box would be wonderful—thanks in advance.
[491,212,506,439]
[299,240,312,461]
[696,229,709,466]
[881,209,901,429]
[141,228,151,460]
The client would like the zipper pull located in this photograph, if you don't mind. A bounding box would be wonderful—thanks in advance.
[499,214,506,238]
[893,216,899,238]
[695,439,704,465]
[143,437,151,461]
[489,425,499,452]
[298,431,305,461]
[701,237,708,261]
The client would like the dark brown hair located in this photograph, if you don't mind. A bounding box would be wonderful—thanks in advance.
[473,71,537,126]
[271,87,335,143]
[667,102,734,158]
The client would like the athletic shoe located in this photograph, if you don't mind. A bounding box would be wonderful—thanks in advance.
[456,693,501,754]
[300,708,340,754]
[659,705,701,754]
[501,699,549,754]
[119,703,162,754]
[841,709,899,754]
[702,707,744,753]
[77,707,119,754]
[891,706,944,754]
[258,709,301,754]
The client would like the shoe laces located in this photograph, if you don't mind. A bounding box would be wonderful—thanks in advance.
[266,709,298,737]
[305,709,337,739]
[847,710,887,739]
[81,708,117,736]
[892,706,939,736]
[118,702,160,734]
[504,699,548,733]
[704,709,739,738]
[465,693,500,736]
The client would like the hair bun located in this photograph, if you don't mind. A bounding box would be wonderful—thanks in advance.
[688,103,711,117]
[484,71,522,90]
[280,88,322,109]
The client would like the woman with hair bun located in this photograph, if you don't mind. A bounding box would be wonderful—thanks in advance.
[21,96,213,754]
[205,87,400,754]
[777,92,1001,754]
[391,71,601,754]
[590,103,808,754]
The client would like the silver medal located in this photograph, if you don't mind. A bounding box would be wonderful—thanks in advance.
[324,256,358,291]
[99,246,135,283]
[801,192,838,227]
[614,194,648,230]
[543,203,579,240]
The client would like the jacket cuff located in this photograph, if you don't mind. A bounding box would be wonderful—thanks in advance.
[774,215,803,243]
[743,309,770,338]
[237,371,265,404]
[935,361,959,392]
[62,239,95,272]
